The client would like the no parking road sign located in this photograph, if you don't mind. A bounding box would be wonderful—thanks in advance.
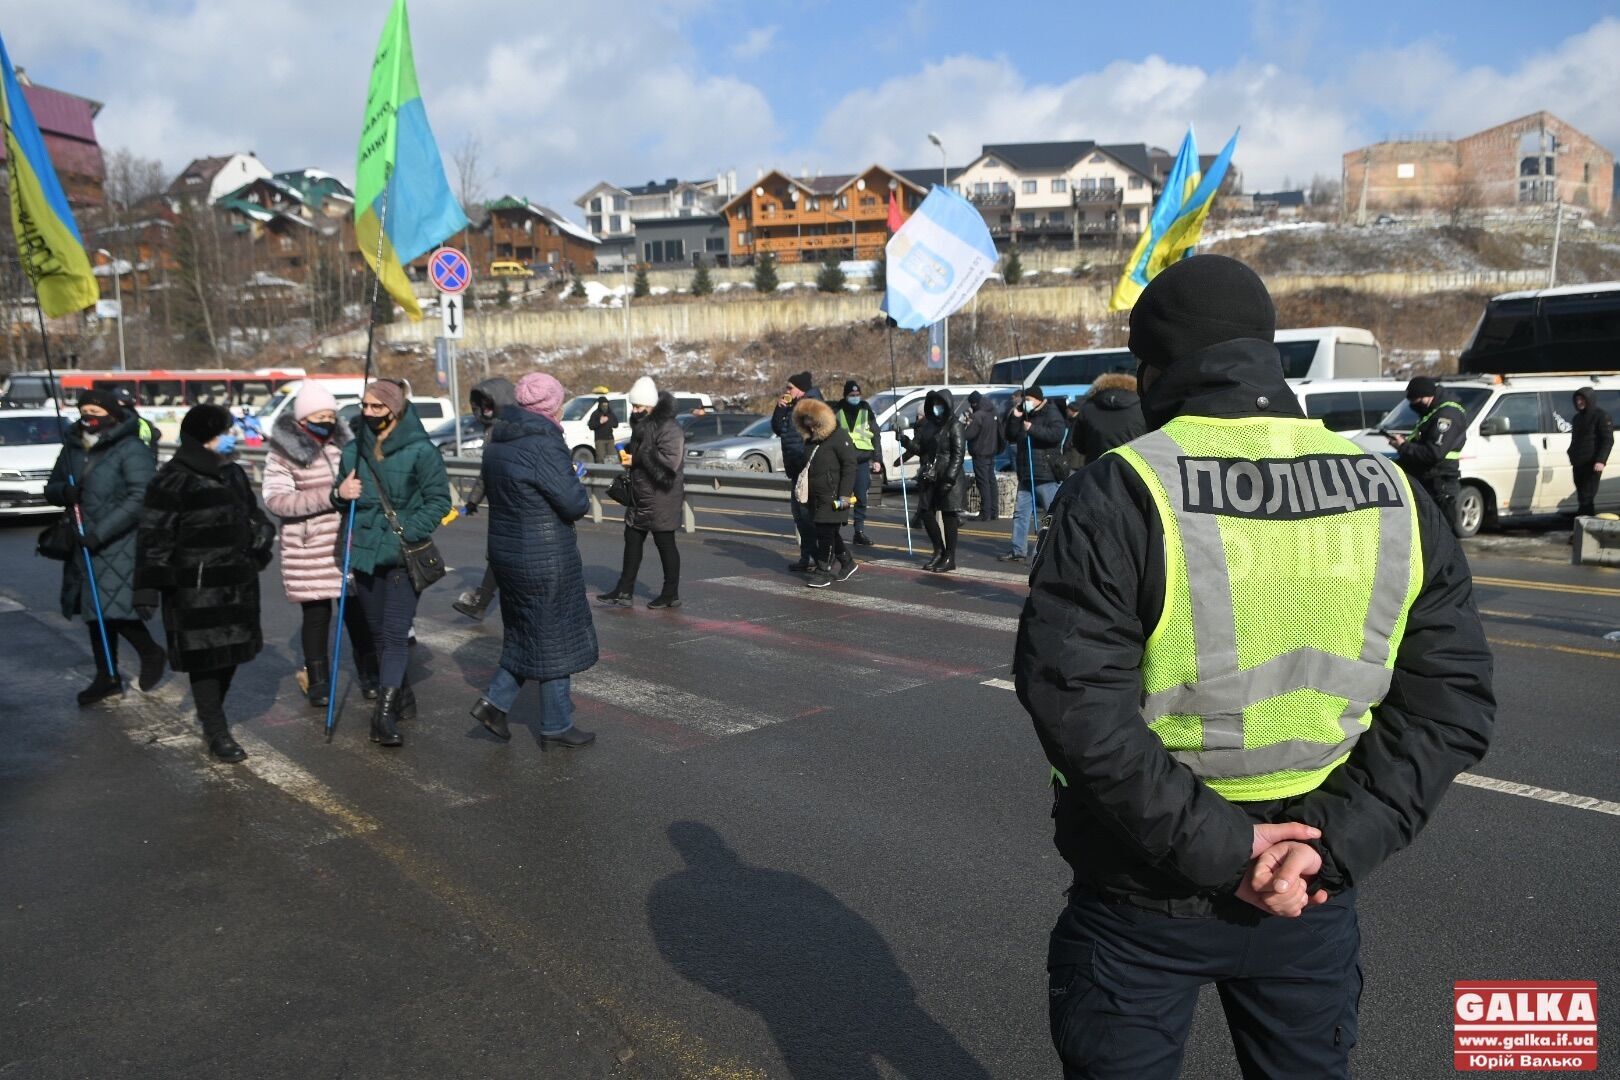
[429,247,472,294]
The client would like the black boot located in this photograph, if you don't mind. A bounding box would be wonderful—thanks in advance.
[370,688,404,747]
[539,726,596,748]
[597,587,634,607]
[305,667,330,708]
[136,645,166,693]
[208,733,247,763]
[452,588,490,621]
[470,697,510,741]
[77,673,124,708]
[852,530,874,547]
[932,553,957,573]
[356,652,381,701]
[398,677,417,722]
[921,549,944,572]
[648,592,681,609]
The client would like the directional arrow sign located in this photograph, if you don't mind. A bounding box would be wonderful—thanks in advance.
[441,292,464,340]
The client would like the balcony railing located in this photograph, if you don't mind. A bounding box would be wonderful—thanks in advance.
[1073,189,1123,204]
[752,234,861,254]
[968,191,1015,208]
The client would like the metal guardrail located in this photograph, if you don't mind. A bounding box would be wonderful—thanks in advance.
[212,446,790,535]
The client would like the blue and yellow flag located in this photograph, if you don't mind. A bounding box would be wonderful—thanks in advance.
[0,33,98,318]
[1109,127,1239,312]
[355,0,467,319]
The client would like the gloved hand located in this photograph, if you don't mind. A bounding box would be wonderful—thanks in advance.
[60,482,81,506]
[462,502,478,516]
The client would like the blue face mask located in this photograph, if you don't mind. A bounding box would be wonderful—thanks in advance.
[213,434,238,456]
[302,422,332,439]
[847,396,862,406]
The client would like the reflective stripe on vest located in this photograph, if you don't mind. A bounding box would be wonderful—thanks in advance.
[1411,399,1466,460]
[1112,416,1424,802]
[837,406,874,452]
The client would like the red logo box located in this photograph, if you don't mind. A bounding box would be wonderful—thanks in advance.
[1454,981,1597,1072]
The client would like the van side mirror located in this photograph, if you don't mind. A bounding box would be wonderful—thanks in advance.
[1479,417,1509,436]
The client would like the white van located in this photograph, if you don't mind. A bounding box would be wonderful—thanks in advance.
[867,383,1020,483]
[559,391,715,462]
[1349,374,1620,536]
[259,377,453,430]
[1291,379,1410,434]
[1274,327,1382,380]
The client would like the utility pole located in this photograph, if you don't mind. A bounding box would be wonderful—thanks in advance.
[1355,149,1371,227]
[97,249,127,371]
[1548,200,1563,289]
[622,257,631,365]
[928,132,950,386]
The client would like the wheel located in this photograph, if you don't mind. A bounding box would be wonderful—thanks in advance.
[743,453,771,473]
[1454,483,1487,539]
[571,446,596,464]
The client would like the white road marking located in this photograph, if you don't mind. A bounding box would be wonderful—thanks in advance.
[0,594,24,613]
[706,576,1019,634]
[868,558,1031,587]
[980,677,1018,691]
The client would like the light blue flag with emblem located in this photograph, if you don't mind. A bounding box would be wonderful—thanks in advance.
[883,186,998,331]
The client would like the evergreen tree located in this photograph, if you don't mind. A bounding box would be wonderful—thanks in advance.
[870,249,886,294]
[633,264,651,298]
[570,276,588,300]
[496,278,511,308]
[690,257,714,296]
[815,254,846,293]
[753,252,779,293]
[1002,247,1024,286]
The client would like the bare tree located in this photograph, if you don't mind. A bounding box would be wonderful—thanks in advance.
[102,148,168,211]
[1307,174,1342,207]
[453,133,489,225]
[1441,170,1485,227]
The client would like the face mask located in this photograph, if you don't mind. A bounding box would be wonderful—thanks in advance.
[930,404,946,420]
[364,414,390,433]
[214,434,238,456]
[81,413,111,433]
[302,421,332,439]
[847,396,862,406]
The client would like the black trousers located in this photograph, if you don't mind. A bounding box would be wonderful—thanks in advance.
[1048,892,1360,1079]
[617,526,680,598]
[299,597,374,681]
[921,510,961,557]
[86,618,161,677]
[189,665,238,739]
[789,494,817,563]
[813,521,848,565]
[972,455,998,519]
[1422,475,1461,536]
[1573,463,1601,517]
[354,567,419,689]
[851,455,872,529]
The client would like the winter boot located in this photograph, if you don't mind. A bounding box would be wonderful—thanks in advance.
[921,549,945,572]
[597,588,634,607]
[647,593,682,610]
[805,562,835,589]
[356,652,381,701]
[197,697,246,763]
[836,551,858,581]
[398,676,418,722]
[852,531,874,547]
[452,588,490,621]
[305,667,331,708]
[470,697,510,741]
[370,688,404,747]
[539,726,597,749]
[77,673,124,708]
[136,644,167,693]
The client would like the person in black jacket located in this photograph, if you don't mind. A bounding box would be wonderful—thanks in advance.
[452,376,517,621]
[998,386,1066,563]
[599,377,685,609]
[963,391,1004,521]
[1071,371,1147,463]
[897,388,968,573]
[468,372,598,748]
[1388,376,1467,533]
[588,394,619,464]
[793,397,859,588]
[1568,387,1613,517]
[1017,256,1494,1078]
[137,405,273,763]
[773,371,822,571]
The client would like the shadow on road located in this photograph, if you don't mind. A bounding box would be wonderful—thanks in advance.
[648,821,990,1080]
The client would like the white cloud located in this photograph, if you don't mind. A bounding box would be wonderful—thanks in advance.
[730,25,778,61]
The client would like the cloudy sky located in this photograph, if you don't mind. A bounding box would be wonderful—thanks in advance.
[9,1,1618,218]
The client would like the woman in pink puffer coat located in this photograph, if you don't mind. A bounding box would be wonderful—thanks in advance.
[262,382,377,707]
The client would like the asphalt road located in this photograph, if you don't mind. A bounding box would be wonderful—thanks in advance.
[2,493,1617,1079]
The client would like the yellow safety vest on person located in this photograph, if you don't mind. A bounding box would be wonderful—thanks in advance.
[1411,399,1466,461]
[837,406,875,453]
[1105,414,1425,802]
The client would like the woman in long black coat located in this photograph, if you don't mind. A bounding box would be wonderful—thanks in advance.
[599,377,685,609]
[45,390,166,706]
[468,373,598,747]
[137,405,272,763]
[897,388,968,573]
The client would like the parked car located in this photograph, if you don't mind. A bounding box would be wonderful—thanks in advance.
[428,414,486,457]
[336,395,456,428]
[1349,374,1620,537]
[490,260,534,278]
[686,416,782,472]
[678,411,764,448]
[0,410,74,516]
[1459,282,1620,376]
[559,391,714,462]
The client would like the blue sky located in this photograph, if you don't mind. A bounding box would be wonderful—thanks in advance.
[7,1,1618,211]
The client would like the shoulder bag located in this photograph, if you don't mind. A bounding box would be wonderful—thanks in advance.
[36,513,78,561]
[359,453,445,591]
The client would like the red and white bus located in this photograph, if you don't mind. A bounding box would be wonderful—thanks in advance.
[2,368,307,429]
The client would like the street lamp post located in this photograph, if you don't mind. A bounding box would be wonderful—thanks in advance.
[927,132,950,385]
[97,248,127,372]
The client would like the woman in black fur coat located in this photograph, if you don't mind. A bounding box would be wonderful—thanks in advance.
[137,405,273,763]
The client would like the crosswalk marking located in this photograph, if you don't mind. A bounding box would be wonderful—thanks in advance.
[867,559,1031,587]
[980,677,1017,691]
[705,575,1019,634]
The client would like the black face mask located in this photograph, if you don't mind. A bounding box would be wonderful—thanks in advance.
[81,414,112,433]
[302,421,332,439]
[364,414,390,434]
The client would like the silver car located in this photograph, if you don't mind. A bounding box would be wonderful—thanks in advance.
[686,416,783,472]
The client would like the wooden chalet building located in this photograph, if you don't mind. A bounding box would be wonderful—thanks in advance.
[723,166,927,265]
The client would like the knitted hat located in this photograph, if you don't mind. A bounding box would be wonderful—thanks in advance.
[516,372,567,421]
[1024,385,1045,401]
[628,376,658,408]
[76,389,125,418]
[364,378,407,417]
[788,371,813,394]
[1405,376,1439,401]
[1127,255,1275,370]
[967,391,982,407]
[294,381,339,421]
[843,379,861,397]
[180,403,233,444]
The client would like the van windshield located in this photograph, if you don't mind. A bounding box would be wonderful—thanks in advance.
[1277,341,1322,379]
[561,396,600,421]
[991,357,1042,383]
[1374,386,1492,431]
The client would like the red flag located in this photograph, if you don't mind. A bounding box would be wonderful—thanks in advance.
[887,190,904,233]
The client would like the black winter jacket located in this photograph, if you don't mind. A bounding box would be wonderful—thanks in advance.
[773,387,825,479]
[1015,339,1495,912]
[1072,374,1147,463]
[1002,397,1067,488]
[794,398,858,524]
[899,389,968,513]
[1568,390,1614,467]
[463,377,517,509]
[625,392,686,533]
[964,399,1004,458]
[481,408,599,680]
[45,414,155,622]
[137,438,270,673]
[588,403,619,444]
[1396,391,1468,484]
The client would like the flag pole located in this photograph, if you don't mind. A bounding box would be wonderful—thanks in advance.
[37,302,118,681]
[886,321,914,555]
[326,170,391,742]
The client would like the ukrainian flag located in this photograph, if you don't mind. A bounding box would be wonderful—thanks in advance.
[355,0,467,319]
[1,33,98,318]
[1109,127,1240,312]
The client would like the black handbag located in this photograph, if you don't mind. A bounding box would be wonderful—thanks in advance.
[606,471,632,506]
[360,454,446,592]
[36,513,78,561]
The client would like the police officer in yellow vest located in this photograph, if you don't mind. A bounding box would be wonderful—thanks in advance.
[112,387,161,458]
[1016,256,1494,1079]
[1387,376,1468,535]
[836,380,879,546]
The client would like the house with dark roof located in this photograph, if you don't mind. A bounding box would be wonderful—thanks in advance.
[575,172,739,242]
[719,166,929,264]
[950,141,1163,246]
[166,152,272,208]
[0,70,105,208]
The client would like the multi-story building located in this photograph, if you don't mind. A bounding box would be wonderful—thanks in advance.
[1342,112,1614,218]
[950,142,1161,246]
[166,152,272,210]
[480,196,600,274]
[575,174,738,240]
[0,70,105,209]
[723,166,928,264]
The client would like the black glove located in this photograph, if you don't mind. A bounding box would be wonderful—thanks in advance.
[462,502,479,516]
[61,482,81,506]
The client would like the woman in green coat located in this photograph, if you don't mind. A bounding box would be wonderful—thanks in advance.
[333,379,451,747]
